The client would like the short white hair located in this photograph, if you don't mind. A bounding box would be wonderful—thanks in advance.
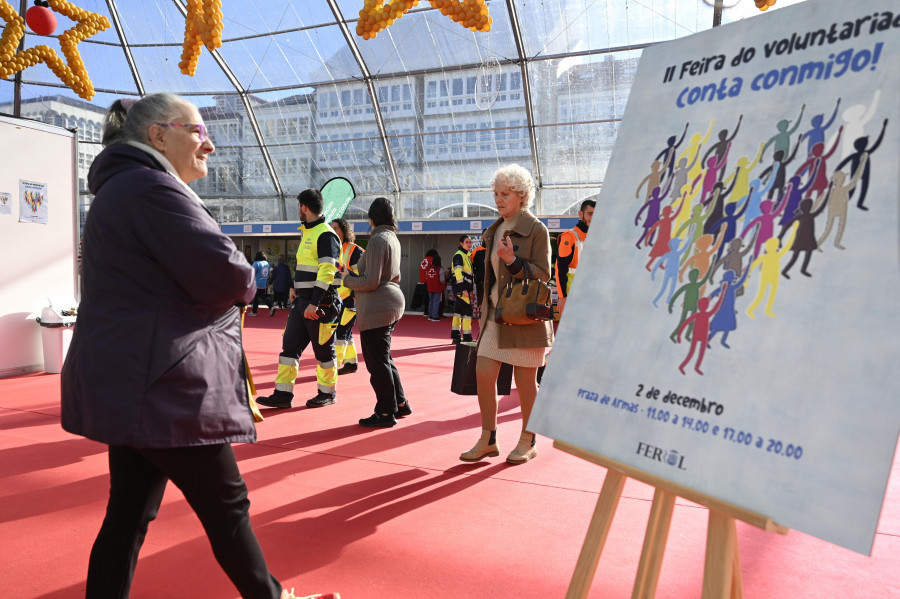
[491,164,535,210]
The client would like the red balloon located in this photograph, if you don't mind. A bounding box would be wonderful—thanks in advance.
[26,6,57,36]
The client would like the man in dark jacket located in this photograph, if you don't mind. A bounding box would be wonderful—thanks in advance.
[272,257,292,309]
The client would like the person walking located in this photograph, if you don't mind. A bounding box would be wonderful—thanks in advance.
[343,198,411,427]
[460,164,554,465]
[272,257,293,309]
[250,251,275,316]
[331,218,363,375]
[60,93,335,599]
[256,189,342,409]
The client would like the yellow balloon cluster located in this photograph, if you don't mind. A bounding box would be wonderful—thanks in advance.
[0,0,109,100]
[754,0,776,10]
[179,0,223,76]
[356,0,491,40]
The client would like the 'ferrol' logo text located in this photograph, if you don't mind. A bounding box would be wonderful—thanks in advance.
[636,441,687,471]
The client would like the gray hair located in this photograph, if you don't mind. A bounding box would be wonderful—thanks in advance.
[102,93,195,147]
[490,164,536,210]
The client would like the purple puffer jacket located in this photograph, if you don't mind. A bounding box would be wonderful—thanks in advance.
[61,144,257,448]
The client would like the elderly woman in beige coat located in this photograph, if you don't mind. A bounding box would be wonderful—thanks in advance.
[460,164,554,465]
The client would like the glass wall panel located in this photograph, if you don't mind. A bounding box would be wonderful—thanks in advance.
[536,122,618,186]
[541,187,601,217]
[354,6,517,76]
[130,46,236,94]
[222,27,361,91]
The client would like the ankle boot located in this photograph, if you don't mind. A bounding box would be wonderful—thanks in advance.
[460,429,499,462]
[506,432,537,465]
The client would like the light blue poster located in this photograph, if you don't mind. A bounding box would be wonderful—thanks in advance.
[531,0,900,555]
[0,192,11,215]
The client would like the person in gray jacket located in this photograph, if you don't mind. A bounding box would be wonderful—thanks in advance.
[60,94,330,599]
[343,197,410,427]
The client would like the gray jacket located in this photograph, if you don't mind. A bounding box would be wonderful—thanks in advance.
[343,225,404,331]
[61,144,257,448]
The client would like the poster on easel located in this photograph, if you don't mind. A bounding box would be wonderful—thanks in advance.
[530,0,900,556]
[0,192,11,215]
[19,180,48,224]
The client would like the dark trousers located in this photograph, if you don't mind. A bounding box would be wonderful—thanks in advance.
[251,288,272,314]
[360,321,407,415]
[86,444,281,599]
[280,294,340,398]
[273,290,289,308]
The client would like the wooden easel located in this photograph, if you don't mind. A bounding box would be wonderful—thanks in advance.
[555,441,788,599]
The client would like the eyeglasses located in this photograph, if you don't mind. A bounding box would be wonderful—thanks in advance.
[156,122,210,143]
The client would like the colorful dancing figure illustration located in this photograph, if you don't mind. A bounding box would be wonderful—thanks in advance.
[834,119,888,211]
[745,223,798,319]
[652,235,692,309]
[817,153,868,250]
[676,283,728,376]
[707,269,750,349]
[668,266,714,343]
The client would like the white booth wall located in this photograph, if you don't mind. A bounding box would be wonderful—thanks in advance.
[0,116,78,377]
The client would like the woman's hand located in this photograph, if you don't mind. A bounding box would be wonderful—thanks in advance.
[497,235,516,265]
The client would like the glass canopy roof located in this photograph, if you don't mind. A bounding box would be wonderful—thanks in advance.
[0,0,805,222]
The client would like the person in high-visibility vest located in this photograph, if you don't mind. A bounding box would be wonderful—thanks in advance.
[257,188,342,409]
[331,217,363,375]
[451,235,475,343]
[555,199,595,314]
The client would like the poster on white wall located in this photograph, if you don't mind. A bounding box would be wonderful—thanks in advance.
[19,180,48,224]
[0,192,11,215]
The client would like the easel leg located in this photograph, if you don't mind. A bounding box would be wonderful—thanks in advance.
[702,510,742,599]
[632,489,676,599]
[565,469,626,599]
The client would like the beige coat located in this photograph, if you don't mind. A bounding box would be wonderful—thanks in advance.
[478,210,555,349]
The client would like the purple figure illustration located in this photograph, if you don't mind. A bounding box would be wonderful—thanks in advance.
[635,177,675,249]
[776,174,815,238]
[707,268,750,349]
[652,235,692,308]
[708,194,751,261]
[676,283,728,376]
[804,98,841,155]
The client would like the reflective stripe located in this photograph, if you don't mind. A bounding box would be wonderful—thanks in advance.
[318,359,336,369]
[294,281,316,289]
[318,257,337,265]
[295,264,319,273]
[275,382,295,393]
[278,356,299,368]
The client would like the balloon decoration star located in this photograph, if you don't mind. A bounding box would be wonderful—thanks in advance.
[0,0,110,100]
[179,0,223,76]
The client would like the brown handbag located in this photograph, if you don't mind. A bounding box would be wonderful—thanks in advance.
[494,261,553,325]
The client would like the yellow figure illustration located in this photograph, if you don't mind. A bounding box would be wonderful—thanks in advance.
[745,223,797,319]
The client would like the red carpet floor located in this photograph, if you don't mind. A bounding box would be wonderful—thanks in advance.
[1,312,898,598]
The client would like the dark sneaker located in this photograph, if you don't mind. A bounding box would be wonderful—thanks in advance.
[306,394,336,408]
[269,307,276,317]
[256,392,293,409]
[462,334,474,343]
[337,363,358,375]
[359,413,396,427]
[395,400,412,418]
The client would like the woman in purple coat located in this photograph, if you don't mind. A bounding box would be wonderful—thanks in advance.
[61,94,331,599]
